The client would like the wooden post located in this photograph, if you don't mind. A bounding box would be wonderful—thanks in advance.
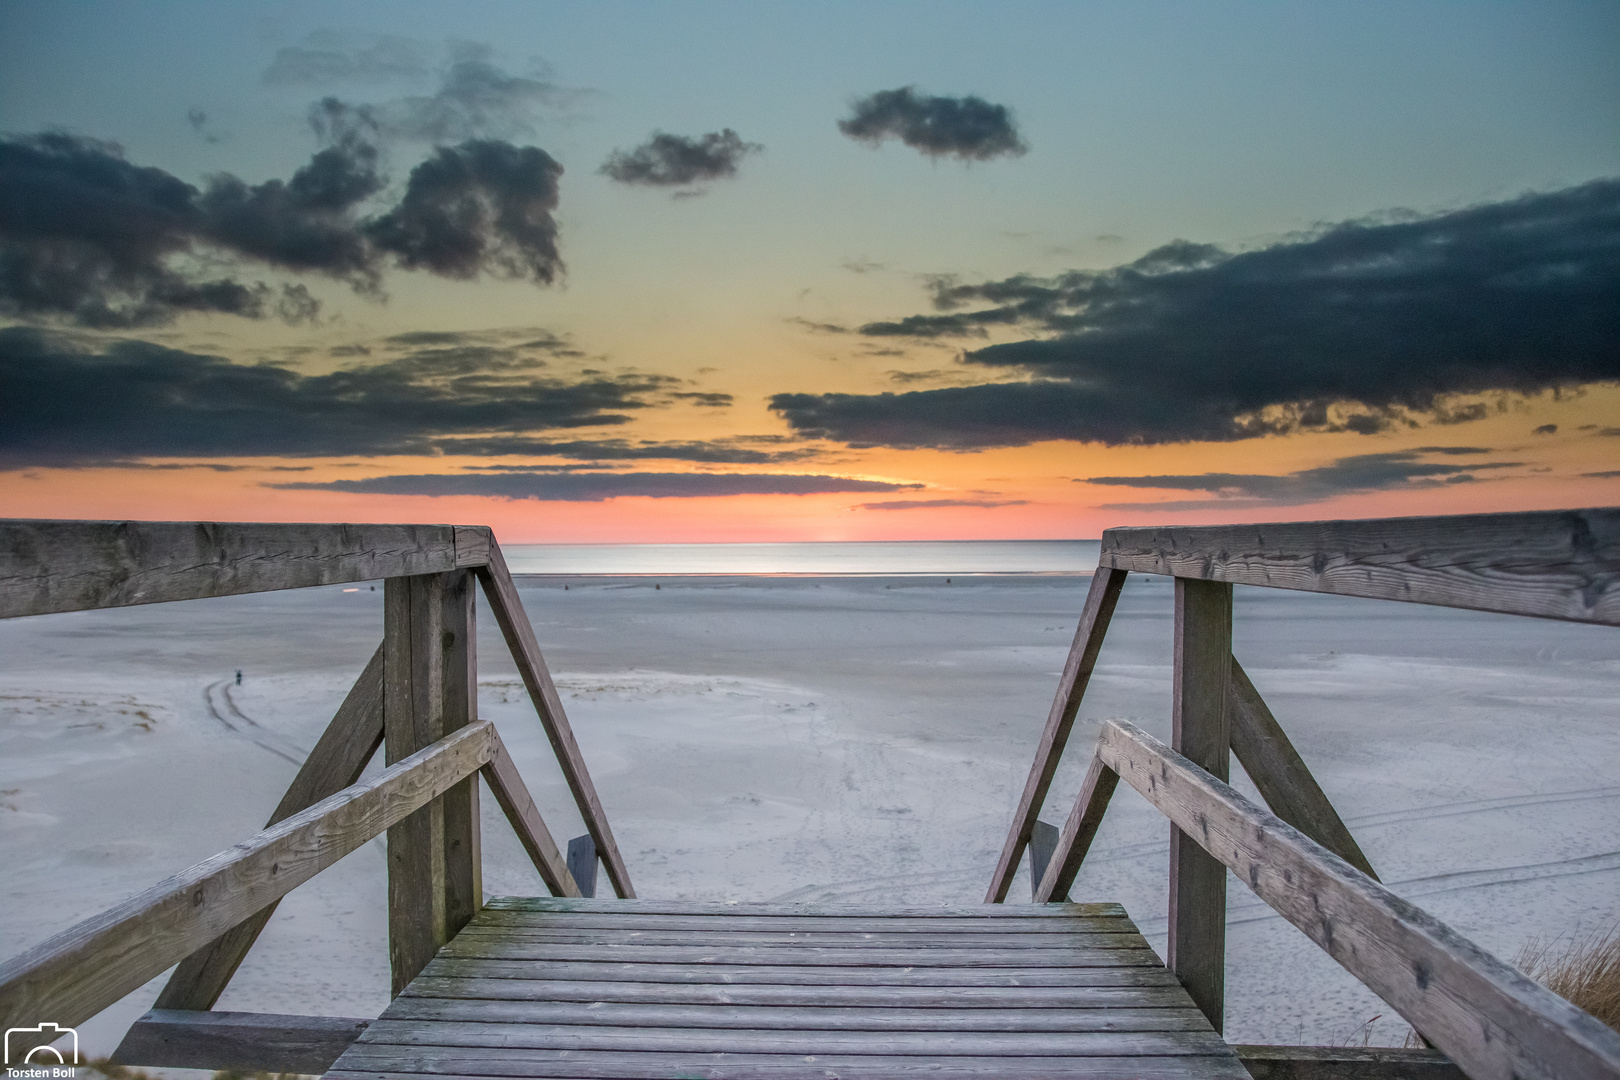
[1169,577,1231,1031]
[385,571,482,996]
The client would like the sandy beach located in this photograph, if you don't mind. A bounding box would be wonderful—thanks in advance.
[2,571,1616,1058]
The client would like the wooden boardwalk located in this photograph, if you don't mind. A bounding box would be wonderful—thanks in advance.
[325,897,1249,1079]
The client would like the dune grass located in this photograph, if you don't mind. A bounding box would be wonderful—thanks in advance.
[1515,925,1620,1032]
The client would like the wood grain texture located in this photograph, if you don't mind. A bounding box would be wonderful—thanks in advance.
[439,941,1161,968]
[112,1009,370,1073]
[402,977,1190,1008]
[476,540,634,898]
[386,572,483,997]
[1098,508,1620,625]
[568,833,599,898]
[480,733,582,897]
[153,642,387,1010]
[1097,719,1620,1080]
[329,1048,1251,1080]
[0,719,493,1031]
[1228,658,1378,880]
[0,520,490,619]
[986,566,1127,902]
[383,997,1212,1031]
[1170,578,1231,1032]
[1034,754,1120,903]
[448,927,1149,949]
[420,957,1181,988]
[349,1020,1227,1056]
[470,911,1140,934]
[482,897,1124,917]
[1233,1044,1465,1079]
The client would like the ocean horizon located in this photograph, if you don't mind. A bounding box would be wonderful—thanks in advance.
[501,538,1102,576]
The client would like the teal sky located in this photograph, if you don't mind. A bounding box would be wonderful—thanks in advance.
[2,1,1617,540]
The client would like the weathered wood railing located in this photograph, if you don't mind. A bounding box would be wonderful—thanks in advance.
[991,507,1620,1080]
[0,520,631,1073]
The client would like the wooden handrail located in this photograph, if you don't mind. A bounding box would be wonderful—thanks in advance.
[1100,507,1620,625]
[1096,718,1620,1080]
[0,719,497,1031]
[0,520,493,619]
[476,540,636,898]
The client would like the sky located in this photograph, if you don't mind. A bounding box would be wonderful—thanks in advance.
[1,0,1616,542]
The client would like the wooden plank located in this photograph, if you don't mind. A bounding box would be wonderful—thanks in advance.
[385,571,482,997]
[1229,658,1379,880]
[1169,577,1231,1032]
[384,997,1211,1031]
[475,540,635,898]
[1234,1044,1465,1079]
[402,976,1191,1008]
[0,520,490,619]
[568,833,599,898]
[329,1046,1251,1080]
[353,1018,1231,1055]
[112,1009,370,1074]
[482,897,1126,918]
[1097,719,1620,1080]
[420,957,1181,988]
[154,641,387,1010]
[470,911,1142,934]
[479,732,582,897]
[447,928,1150,949]
[1098,508,1620,625]
[1034,754,1120,903]
[0,719,494,1031]
[1027,819,1060,898]
[986,566,1127,902]
[439,941,1161,967]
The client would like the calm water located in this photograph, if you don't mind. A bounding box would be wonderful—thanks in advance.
[501,539,1101,575]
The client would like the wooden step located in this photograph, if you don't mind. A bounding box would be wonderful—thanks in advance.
[325,898,1249,1079]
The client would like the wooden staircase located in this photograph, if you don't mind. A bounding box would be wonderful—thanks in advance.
[325,897,1248,1079]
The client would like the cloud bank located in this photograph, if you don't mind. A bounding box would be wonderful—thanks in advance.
[600,130,761,190]
[839,87,1026,161]
[772,180,1620,448]
[273,471,922,501]
[0,327,669,464]
[0,128,563,326]
[1083,449,1523,510]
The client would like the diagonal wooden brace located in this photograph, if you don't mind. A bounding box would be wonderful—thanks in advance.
[153,643,387,1011]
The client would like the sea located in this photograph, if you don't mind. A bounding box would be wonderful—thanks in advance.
[501,539,1101,576]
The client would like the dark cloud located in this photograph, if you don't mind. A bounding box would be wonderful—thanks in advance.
[773,180,1620,448]
[186,109,225,144]
[599,130,761,190]
[0,130,564,326]
[1582,469,1620,478]
[431,436,817,464]
[365,140,562,282]
[667,391,733,407]
[1533,423,1558,435]
[786,316,849,335]
[0,326,669,465]
[1082,450,1524,510]
[838,87,1027,161]
[1598,428,1620,437]
[271,471,922,502]
[854,498,1027,510]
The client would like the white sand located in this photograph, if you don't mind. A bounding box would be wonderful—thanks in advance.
[2,573,1616,1060]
